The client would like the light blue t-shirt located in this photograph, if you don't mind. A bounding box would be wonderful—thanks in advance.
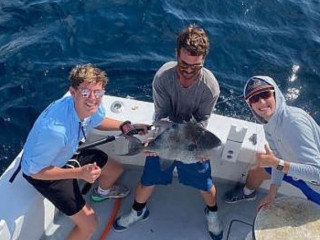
[21,96,106,176]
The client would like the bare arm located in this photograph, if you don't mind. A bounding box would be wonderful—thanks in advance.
[258,184,279,210]
[95,117,123,131]
[96,117,148,135]
[31,163,101,183]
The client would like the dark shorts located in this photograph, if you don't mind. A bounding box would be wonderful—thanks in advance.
[264,167,320,205]
[141,156,214,191]
[23,149,108,216]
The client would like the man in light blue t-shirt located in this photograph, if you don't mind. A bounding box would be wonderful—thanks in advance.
[21,64,148,240]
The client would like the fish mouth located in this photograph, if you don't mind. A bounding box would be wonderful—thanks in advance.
[118,135,144,156]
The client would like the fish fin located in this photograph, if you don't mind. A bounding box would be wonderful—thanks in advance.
[159,158,174,171]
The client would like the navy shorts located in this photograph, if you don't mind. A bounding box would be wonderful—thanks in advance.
[265,167,320,205]
[141,156,214,191]
[23,149,108,216]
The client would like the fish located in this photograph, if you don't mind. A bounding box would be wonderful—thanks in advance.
[117,120,222,168]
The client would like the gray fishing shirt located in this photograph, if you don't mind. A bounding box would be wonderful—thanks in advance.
[152,61,220,128]
[244,76,320,188]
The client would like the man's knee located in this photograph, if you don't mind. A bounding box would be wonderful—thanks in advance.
[104,158,124,174]
[201,185,216,196]
[84,217,98,235]
[138,183,155,190]
[72,205,98,235]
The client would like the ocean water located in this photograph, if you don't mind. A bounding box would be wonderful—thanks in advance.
[0,0,319,175]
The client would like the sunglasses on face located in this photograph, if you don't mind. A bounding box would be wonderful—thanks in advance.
[78,88,105,98]
[248,90,274,104]
[177,59,203,71]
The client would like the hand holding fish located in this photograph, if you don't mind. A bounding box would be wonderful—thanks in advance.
[132,123,149,135]
[143,137,158,157]
[197,154,209,163]
[120,121,150,136]
[256,144,279,168]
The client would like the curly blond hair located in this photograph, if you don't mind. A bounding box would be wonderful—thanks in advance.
[177,24,209,57]
[69,64,108,88]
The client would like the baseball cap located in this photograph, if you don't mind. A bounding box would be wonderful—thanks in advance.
[244,77,274,101]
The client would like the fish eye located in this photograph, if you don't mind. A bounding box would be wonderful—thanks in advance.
[172,124,179,129]
[187,144,197,151]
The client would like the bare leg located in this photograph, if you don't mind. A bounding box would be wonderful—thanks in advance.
[200,185,217,207]
[98,158,123,189]
[201,185,223,237]
[135,183,155,203]
[246,165,270,190]
[223,166,270,203]
[67,204,98,240]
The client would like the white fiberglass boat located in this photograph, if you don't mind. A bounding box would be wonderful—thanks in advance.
[0,95,312,240]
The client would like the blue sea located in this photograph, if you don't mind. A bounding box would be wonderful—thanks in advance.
[0,0,319,175]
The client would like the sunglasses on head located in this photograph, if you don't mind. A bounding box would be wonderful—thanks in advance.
[177,59,203,71]
[248,90,274,104]
[78,88,105,98]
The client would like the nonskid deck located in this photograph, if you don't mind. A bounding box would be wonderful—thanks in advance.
[42,165,267,240]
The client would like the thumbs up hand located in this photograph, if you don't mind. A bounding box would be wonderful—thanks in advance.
[256,144,279,168]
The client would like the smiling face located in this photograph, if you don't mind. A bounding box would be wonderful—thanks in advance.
[176,48,204,86]
[70,82,104,120]
[249,91,276,121]
[68,64,108,120]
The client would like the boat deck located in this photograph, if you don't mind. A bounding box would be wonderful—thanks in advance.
[41,165,268,240]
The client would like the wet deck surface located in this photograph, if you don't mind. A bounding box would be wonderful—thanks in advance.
[42,165,268,240]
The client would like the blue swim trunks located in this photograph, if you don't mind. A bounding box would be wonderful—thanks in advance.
[140,156,214,191]
[265,167,320,205]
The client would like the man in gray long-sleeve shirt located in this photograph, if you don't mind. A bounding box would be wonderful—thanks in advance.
[153,60,219,127]
[224,76,320,208]
[113,25,222,240]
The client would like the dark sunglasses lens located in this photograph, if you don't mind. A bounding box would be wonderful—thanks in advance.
[249,95,259,104]
[260,91,272,99]
[178,64,188,70]
[178,61,202,71]
[249,91,272,104]
[192,65,202,70]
